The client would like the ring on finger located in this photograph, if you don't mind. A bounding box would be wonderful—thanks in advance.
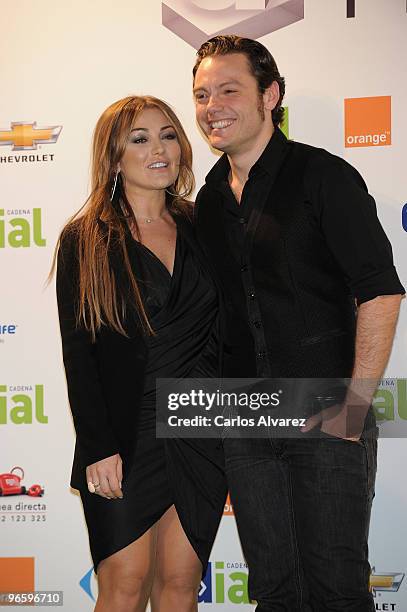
[87,481,100,494]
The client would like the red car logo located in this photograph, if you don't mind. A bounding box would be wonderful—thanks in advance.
[0,466,44,497]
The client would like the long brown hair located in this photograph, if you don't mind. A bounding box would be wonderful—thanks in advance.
[50,95,194,340]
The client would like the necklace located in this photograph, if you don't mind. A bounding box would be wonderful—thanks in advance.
[135,214,165,224]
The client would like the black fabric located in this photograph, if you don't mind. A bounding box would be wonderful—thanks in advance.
[136,232,219,412]
[57,215,227,573]
[224,434,377,611]
[195,127,405,379]
[57,214,216,477]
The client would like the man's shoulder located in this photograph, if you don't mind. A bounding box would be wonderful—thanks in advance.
[289,138,360,180]
[289,138,344,167]
[195,181,221,204]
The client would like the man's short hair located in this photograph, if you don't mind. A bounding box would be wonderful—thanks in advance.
[193,35,285,127]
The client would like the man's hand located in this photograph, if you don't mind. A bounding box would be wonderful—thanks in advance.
[86,453,123,499]
[301,401,367,441]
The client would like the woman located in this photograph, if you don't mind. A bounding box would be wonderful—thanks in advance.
[54,96,227,612]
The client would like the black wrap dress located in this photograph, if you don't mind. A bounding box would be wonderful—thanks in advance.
[79,221,227,574]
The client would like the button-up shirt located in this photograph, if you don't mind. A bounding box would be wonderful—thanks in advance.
[196,128,405,379]
[216,175,272,376]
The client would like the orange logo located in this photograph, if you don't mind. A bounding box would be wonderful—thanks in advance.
[0,122,62,151]
[0,557,35,593]
[344,96,391,148]
[224,492,234,516]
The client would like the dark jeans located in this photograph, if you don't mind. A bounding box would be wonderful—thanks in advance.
[223,432,378,611]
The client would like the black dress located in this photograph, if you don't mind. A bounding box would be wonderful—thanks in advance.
[79,224,227,575]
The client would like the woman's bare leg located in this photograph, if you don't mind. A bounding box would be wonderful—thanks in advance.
[95,524,158,612]
[150,505,202,612]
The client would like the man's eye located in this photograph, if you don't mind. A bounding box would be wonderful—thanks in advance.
[195,93,207,101]
[225,89,237,94]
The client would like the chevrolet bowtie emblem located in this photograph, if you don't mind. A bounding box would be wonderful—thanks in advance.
[370,568,405,595]
[0,122,62,151]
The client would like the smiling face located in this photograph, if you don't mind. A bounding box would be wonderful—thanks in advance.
[118,107,181,194]
[194,53,277,157]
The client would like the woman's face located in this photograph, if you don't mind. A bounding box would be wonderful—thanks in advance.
[118,107,181,194]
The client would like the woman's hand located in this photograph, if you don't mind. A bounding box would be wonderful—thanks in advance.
[86,453,123,499]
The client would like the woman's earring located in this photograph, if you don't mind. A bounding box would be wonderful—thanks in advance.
[110,170,120,202]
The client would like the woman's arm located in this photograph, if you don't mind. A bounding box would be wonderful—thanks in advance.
[56,228,120,465]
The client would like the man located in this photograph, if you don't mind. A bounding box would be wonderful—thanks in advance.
[192,35,404,611]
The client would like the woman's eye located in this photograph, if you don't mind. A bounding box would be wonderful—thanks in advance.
[163,133,177,140]
[132,137,147,144]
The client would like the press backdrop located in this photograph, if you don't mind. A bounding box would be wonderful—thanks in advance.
[1,0,407,609]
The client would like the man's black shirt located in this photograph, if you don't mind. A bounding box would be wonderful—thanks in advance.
[196,128,405,378]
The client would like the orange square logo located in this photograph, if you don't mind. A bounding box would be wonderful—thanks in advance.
[224,492,234,516]
[345,96,391,148]
[0,557,34,593]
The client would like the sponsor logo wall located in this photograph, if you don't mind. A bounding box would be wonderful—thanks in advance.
[0,208,46,248]
[162,0,304,48]
[402,203,407,232]
[0,121,62,165]
[0,465,46,526]
[0,385,47,425]
[0,324,17,345]
[344,96,391,148]
[0,558,35,593]
[1,0,406,609]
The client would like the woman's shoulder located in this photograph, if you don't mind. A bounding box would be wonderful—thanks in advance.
[57,218,84,266]
[60,213,100,248]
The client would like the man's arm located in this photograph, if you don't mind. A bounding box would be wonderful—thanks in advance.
[352,294,402,381]
[337,294,402,439]
[302,294,403,439]
[302,154,405,439]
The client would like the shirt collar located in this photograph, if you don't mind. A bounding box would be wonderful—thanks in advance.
[205,126,289,186]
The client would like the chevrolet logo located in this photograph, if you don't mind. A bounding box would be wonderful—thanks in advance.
[370,568,405,595]
[0,122,62,151]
